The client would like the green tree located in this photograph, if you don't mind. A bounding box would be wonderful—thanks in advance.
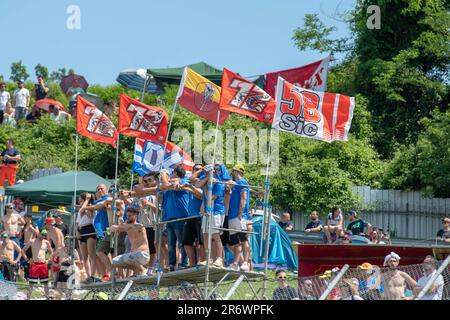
[49,68,67,82]
[10,60,29,82]
[34,63,49,80]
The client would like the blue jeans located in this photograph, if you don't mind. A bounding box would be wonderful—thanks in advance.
[166,220,187,268]
[15,107,27,121]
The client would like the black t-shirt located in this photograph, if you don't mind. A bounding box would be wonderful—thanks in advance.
[272,286,299,300]
[437,229,450,240]
[278,221,293,231]
[1,148,20,164]
[347,219,368,235]
[26,111,41,123]
[56,223,69,237]
[305,220,323,230]
[35,84,47,101]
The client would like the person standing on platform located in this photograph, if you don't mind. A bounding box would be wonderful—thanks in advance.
[0,139,21,187]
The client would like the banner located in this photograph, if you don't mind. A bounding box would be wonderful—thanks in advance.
[119,94,168,143]
[219,68,275,123]
[265,56,330,98]
[176,67,229,125]
[76,95,118,147]
[133,138,194,176]
[272,77,355,142]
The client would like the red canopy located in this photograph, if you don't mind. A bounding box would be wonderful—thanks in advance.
[35,99,66,112]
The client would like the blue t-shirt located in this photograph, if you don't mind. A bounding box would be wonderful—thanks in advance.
[203,182,225,215]
[93,195,110,238]
[188,188,203,217]
[228,179,250,220]
[1,148,20,164]
[164,177,190,221]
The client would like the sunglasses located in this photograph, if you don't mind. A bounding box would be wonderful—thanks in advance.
[277,276,287,280]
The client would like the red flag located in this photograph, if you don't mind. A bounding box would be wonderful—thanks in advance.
[118,94,168,143]
[176,67,229,125]
[76,96,118,147]
[219,68,275,123]
[265,56,330,98]
[272,77,355,142]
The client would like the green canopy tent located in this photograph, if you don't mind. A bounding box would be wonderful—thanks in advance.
[148,61,223,86]
[5,171,112,205]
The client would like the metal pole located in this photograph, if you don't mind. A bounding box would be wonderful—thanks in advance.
[111,135,120,287]
[223,275,245,300]
[415,255,450,300]
[117,280,134,300]
[318,264,350,300]
[261,206,272,299]
[130,171,134,191]
[155,182,163,289]
[69,133,79,298]
[260,129,273,256]
[140,74,149,102]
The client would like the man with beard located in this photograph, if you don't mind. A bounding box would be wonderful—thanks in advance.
[380,252,417,300]
[305,211,323,233]
[110,207,150,276]
[0,203,25,247]
[44,217,65,250]
[0,232,23,281]
[18,213,39,279]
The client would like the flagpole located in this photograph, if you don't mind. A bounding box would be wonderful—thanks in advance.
[69,133,79,296]
[111,135,120,287]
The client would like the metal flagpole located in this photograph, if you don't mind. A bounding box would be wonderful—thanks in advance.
[111,135,120,287]
[260,128,273,299]
[140,73,150,101]
[260,129,273,255]
[69,133,79,296]
[204,109,221,299]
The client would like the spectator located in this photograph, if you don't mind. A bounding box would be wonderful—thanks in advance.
[103,101,115,118]
[272,270,299,300]
[32,76,49,101]
[0,232,23,281]
[66,86,84,115]
[49,104,71,124]
[415,257,444,300]
[357,262,382,300]
[0,82,11,124]
[13,198,26,217]
[381,252,417,300]
[278,212,294,231]
[298,279,317,300]
[3,102,16,126]
[25,105,42,124]
[436,217,450,243]
[0,203,25,247]
[323,207,343,243]
[346,210,371,236]
[13,79,30,121]
[369,226,386,244]
[54,212,69,237]
[305,210,323,233]
[342,278,364,300]
[0,139,22,187]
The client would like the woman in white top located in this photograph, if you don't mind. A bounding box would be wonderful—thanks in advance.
[76,193,97,279]
[3,103,16,126]
[323,207,343,243]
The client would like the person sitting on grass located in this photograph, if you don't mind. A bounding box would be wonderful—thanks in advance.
[272,269,299,300]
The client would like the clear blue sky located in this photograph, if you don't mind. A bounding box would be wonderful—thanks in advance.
[0,0,355,85]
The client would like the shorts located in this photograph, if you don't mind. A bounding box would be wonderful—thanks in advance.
[56,263,71,283]
[220,216,230,245]
[182,216,203,246]
[0,261,14,281]
[29,262,49,283]
[228,217,248,246]
[112,251,150,267]
[97,234,113,255]
[117,232,127,255]
[201,213,224,235]
[145,227,156,255]
[79,225,97,243]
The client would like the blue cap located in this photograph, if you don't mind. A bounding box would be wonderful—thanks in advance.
[347,210,357,216]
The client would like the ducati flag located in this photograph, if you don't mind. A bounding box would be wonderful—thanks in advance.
[133,138,194,177]
[219,68,275,123]
[265,56,330,98]
[118,94,169,143]
[76,95,118,147]
[176,67,229,125]
[272,77,355,143]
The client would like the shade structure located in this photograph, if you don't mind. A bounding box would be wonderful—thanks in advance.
[79,93,104,108]
[148,61,223,85]
[5,171,112,205]
[35,98,67,112]
[60,74,89,94]
[116,68,164,95]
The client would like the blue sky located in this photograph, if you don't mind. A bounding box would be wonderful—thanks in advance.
[0,0,355,85]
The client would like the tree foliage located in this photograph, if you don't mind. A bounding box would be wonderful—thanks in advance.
[10,60,29,82]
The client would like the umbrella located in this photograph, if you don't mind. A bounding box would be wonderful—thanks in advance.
[60,74,89,94]
[35,98,66,112]
[79,93,104,108]
[116,68,164,95]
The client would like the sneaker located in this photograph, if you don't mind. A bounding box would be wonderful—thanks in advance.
[240,262,249,272]
[197,260,207,266]
[101,274,111,282]
[169,266,175,272]
[229,263,239,271]
[212,258,223,268]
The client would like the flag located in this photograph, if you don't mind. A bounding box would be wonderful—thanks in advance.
[133,138,194,176]
[265,56,330,98]
[119,94,168,143]
[272,77,355,142]
[76,95,118,147]
[176,67,229,125]
[219,68,275,123]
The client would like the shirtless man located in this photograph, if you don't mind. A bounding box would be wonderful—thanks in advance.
[381,252,417,300]
[18,213,39,279]
[53,238,81,291]
[0,203,25,246]
[0,232,23,281]
[44,217,65,251]
[110,207,150,276]
[23,230,53,298]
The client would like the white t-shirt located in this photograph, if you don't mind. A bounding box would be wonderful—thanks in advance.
[50,111,70,123]
[77,211,96,227]
[13,88,30,108]
[327,213,343,226]
[138,195,157,228]
[0,91,11,110]
[417,271,444,300]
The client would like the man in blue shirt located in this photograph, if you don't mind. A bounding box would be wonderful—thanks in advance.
[227,164,250,271]
[161,165,189,271]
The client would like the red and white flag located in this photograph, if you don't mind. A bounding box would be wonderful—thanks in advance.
[76,96,118,147]
[265,56,330,98]
[272,77,355,142]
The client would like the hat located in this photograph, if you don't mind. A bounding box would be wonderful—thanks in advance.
[1,233,9,239]
[358,262,373,270]
[232,164,245,174]
[347,210,357,216]
[45,217,56,225]
[384,252,400,266]
[40,229,47,236]
[319,270,332,279]
[17,79,24,83]
[5,203,14,209]
[442,217,450,223]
